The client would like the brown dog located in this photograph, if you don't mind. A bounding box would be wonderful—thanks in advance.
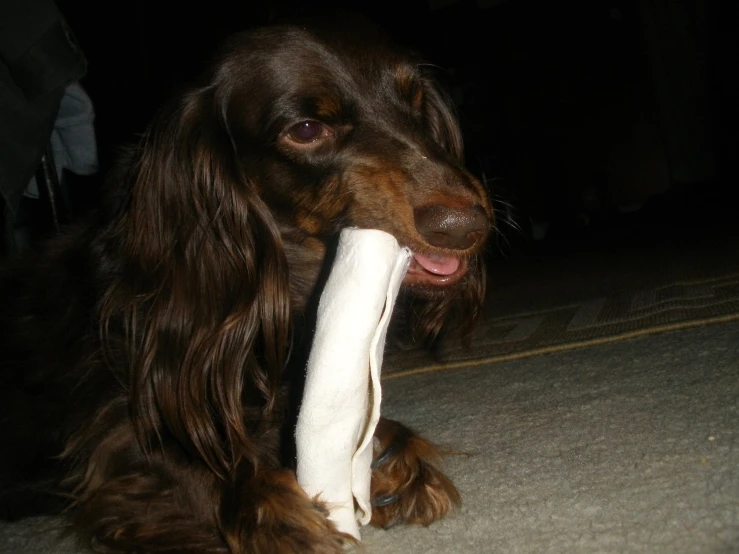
[0,15,491,553]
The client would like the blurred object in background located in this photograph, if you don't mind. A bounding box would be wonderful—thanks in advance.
[0,0,89,256]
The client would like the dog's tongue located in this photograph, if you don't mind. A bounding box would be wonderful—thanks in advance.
[412,253,461,275]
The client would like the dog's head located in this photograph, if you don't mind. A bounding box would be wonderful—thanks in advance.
[225,19,490,282]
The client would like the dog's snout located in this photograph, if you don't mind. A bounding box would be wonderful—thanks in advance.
[414,204,489,250]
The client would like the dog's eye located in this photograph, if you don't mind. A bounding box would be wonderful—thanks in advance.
[285,121,331,144]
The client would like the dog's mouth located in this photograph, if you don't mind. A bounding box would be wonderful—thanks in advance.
[403,252,468,287]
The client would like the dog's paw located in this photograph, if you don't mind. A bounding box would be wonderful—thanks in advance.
[370,418,460,529]
[224,469,351,553]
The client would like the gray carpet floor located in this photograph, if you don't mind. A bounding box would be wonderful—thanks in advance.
[363,320,739,554]
[2,320,737,553]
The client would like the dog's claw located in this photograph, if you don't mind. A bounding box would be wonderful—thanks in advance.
[371,444,399,469]
[372,493,401,507]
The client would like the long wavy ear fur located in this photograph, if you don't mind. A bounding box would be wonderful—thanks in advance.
[99,84,291,478]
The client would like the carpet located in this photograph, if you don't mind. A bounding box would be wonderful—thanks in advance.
[2,320,737,553]
[364,319,739,554]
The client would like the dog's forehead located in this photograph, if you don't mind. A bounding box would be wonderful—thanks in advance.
[220,21,422,134]
[234,23,414,93]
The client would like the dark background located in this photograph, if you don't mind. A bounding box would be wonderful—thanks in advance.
[54,0,737,253]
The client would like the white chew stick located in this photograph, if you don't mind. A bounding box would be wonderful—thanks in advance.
[296,228,411,540]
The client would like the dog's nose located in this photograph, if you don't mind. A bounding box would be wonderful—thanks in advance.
[414,204,489,250]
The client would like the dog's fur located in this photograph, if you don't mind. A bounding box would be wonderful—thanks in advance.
[0,16,491,553]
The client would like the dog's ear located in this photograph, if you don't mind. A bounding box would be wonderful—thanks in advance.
[422,77,464,163]
[102,85,290,478]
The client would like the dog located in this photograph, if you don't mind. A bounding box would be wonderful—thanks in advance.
[0,15,492,553]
